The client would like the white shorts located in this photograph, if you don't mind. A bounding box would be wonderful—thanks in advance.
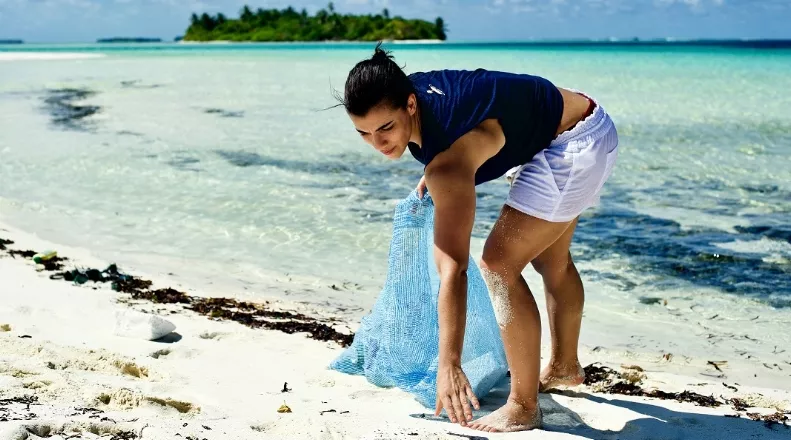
[504,93,619,223]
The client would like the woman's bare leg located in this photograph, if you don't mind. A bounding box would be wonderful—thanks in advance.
[468,206,573,433]
[532,218,586,391]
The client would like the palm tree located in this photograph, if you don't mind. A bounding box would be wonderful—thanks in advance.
[199,13,216,31]
[240,5,254,22]
[434,17,446,40]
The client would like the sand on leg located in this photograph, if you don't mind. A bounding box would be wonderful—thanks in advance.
[468,205,574,433]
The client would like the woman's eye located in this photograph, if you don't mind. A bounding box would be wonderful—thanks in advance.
[382,125,393,131]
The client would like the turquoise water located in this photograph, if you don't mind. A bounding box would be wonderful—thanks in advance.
[1,43,790,317]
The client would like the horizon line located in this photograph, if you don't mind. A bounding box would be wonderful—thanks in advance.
[4,37,791,45]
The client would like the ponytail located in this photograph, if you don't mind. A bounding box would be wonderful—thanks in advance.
[336,41,414,117]
[371,41,394,64]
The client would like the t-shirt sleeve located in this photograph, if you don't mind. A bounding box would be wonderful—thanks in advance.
[434,69,498,150]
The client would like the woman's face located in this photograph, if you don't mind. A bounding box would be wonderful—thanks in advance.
[348,95,417,160]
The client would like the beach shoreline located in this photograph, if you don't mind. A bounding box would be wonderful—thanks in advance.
[0,52,106,61]
[1,219,789,439]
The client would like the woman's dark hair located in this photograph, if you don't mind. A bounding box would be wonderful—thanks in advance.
[336,42,414,116]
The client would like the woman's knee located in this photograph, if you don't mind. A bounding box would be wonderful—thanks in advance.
[532,251,574,283]
[480,248,520,283]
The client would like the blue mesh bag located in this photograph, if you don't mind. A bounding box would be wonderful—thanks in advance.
[329,190,509,408]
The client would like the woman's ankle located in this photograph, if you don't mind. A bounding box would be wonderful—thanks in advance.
[546,356,581,371]
[507,394,539,410]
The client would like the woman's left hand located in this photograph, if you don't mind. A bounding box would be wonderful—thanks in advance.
[435,363,480,426]
[416,174,428,199]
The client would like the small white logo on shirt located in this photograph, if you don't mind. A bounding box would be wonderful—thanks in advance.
[427,84,445,95]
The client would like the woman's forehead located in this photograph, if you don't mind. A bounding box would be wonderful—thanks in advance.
[352,106,400,131]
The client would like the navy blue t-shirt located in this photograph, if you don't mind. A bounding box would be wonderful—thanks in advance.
[407,69,564,185]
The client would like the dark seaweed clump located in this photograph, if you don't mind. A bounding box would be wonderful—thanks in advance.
[2,241,68,271]
[0,238,13,250]
[1,238,353,347]
[204,108,244,118]
[0,395,38,422]
[583,364,789,427]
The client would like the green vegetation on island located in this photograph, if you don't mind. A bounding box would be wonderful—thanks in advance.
[183,3,447,42]
[0,39,24,44]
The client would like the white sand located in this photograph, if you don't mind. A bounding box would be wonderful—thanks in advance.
[0,53,105,62]
[1,224,789,439]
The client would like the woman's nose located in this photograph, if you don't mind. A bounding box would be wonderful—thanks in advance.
[373,134,387,149]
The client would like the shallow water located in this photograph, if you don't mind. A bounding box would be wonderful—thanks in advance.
[1,45,790,369]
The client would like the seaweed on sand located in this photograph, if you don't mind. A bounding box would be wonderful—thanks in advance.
[0,239,353,347]
[582,364,789,428]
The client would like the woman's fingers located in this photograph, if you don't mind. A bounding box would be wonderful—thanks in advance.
[416,175,427,198]
[459,388,473,422]
[465,384,480,410]
[450,391,467,425]
[443,395,457,422]
[435,368,478,425]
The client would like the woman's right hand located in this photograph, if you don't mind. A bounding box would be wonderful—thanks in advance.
[416,175,428,199]
[435,363,480,426]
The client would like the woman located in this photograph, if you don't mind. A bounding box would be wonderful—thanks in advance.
[338,43,619,433]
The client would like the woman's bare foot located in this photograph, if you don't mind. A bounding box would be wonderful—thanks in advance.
[468,399,542,432]
[539,361,585,392]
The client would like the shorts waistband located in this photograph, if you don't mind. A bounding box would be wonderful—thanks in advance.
[550,90,611,146]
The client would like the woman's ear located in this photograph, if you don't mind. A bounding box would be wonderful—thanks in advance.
[407,93,417,116]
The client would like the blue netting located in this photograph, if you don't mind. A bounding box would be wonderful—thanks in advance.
[329,190,509,408]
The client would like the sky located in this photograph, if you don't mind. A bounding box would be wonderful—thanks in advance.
[0,0,789,43]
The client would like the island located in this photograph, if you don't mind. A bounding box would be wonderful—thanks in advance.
[97,38,162,43]
[182,3,447,42]
[0,39,24,44]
